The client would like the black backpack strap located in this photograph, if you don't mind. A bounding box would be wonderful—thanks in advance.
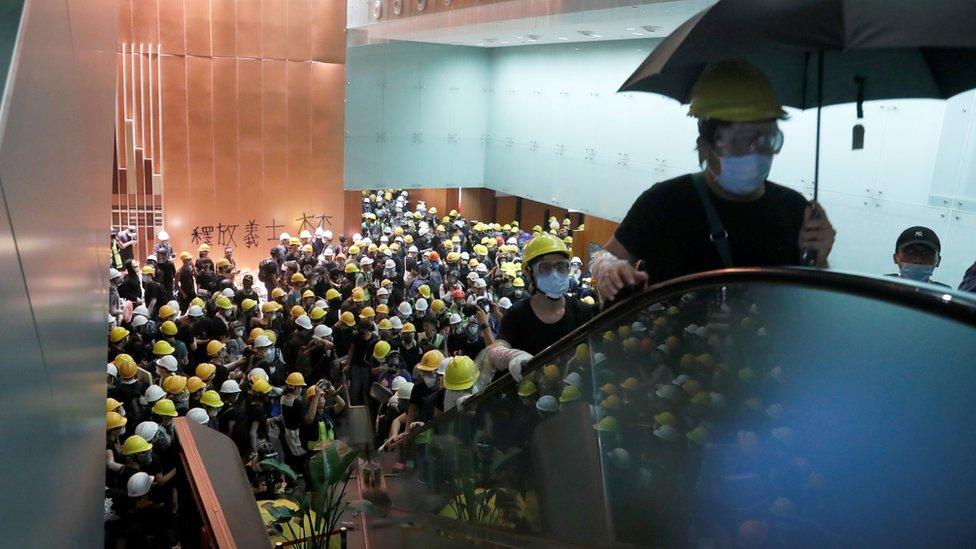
[691,172,734,268]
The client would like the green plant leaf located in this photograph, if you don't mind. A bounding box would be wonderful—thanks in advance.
[267,505,296,521]
[260,458,299,482]
[329,449,360,485]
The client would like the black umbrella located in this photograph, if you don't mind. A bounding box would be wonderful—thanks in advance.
[619,0,976,201]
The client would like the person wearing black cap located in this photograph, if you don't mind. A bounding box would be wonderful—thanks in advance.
[889,226,949,287]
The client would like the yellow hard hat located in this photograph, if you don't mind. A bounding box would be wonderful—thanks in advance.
[151,398,178,417]
[601,395,623,410]
[474,245,488,257]
[401,322,416,333]
[158,304,177,318]
[180,251,193,260]
[532,225,542,233]
[195,362,216,381]
[290,305,306,318]
[443,356,478,391]
[431,299,446,315]
[621,377,641,391]
[523,233,570,265]
[340,311,356,327]
[450,209,459,217]
[468,258,479,268]
[107,411,127,430]
[201,390,224,408]
[271,287,287,300]
[190,297,206,309]
[262,301,282,313]
[118,360,138,380]
[686,425,711,446]
[348,245,361,255]
[325,288,342,301]
[242,298,257,312]
[286,372,306,386]
[122,435,153,455]
[563,236,573,245]
[359,306,376,319]
[654,411,677,426]
[291,273,306,284]
[186,376,206,393]
[381,278,393,287]
[106,397,123,413]
[289,237,301,246]
[373,340,392,360]
[447,252,460,263]
[216,258,231,269]
[141,266,156,275]
[215,296,234,310]
[559,385,582,403]
[160,320,178,336]
[310,306,326,321]
[581,296,595,305]
[377,318,393,330]
[109,327,130,343]
[689,59,787,122]
[302,244,313,253]
[594,416,621,432]
[252,379,273,395]
[517,379,538,397]
[543,364,561,381]
[512,278,524,288]
[367,243,378,253]
[345,263,360,274]
[418,284,432,299]
[198,243,211,252]
[163,375,187,395]
[153,340,175,356]
[417,349,445,372]
[206,340,225,357]
[350,287,365,301]
[302,289,315,299]
[264,330,277,344]
[376,304,389,315]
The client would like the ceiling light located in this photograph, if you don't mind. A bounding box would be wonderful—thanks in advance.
[557,37,568,40]
[632,32,644,36]
[625,27,636,31]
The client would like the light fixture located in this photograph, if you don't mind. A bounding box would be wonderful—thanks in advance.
[557,37,568,40]
[632,32,644,36]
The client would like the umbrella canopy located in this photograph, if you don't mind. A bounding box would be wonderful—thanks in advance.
[619,0,976,108]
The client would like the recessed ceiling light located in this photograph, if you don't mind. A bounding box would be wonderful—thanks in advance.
[557,37,568,40]
[476,43,485,46]
[632,32,644,36]
[501,41,509,44]
[625,27,636,31]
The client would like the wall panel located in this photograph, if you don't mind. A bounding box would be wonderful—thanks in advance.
[185,55,216,212]
[184,0,212,56]
[236,0,263,58]
[211,0,237,57]
[157,0,185,54]
[212,57,239,216]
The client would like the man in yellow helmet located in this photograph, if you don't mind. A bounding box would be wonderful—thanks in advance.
[484,234,596,383]
[593,59,836,300]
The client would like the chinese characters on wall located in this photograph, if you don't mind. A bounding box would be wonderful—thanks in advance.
[190,212,335,248]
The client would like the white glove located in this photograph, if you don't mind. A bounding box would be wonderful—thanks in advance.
[456,393,473,412]
[508,351,533,382]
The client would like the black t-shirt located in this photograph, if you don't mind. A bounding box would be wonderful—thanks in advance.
[615,174,808,283]
[497,297,595,356]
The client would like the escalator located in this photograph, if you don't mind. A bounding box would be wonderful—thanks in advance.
[362,268,976,548]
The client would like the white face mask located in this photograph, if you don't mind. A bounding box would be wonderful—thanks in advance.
[422,373,437,387]
[264,348,275,361]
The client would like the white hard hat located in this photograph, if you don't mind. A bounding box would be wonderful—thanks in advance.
[219,288,233,298]
[656,384,681,400]
[672,374,691,386]
[415,298,428,312]
[362,237,372,245]
[418,226,429,236]
[391,375,408,392]
[108,313,117,325]
[109,268,122,279]
[254,335,273,348]
[167,300,179,312]
[315,227,325,237]
[408,245,419,254]
[506,237,517,245]
[467,272,480,281]
[390,316,403,330]
[397,381,414,401]
[315,299,329,309]
[385,259,396,269]
[107,363,118,378]
[220,380,241,394]
[564,372,582,387]
[131,315,148,328]
[135,421,160,442]
[187,305,204,317]
[299,230,312,239]
[654,424,681,441]
[249,368,269,382]
[146,255,157,263]
[133,305,149,317]
[398,302,413,316]
[324,230,333,239]
[460,252,470,260]
[296,314,313,330]
[475,263,488,273]
[377,287,390,296]
[157,230,170,241]
[571,256,582,265]
[536,395,559,412]
[313,325,333,339]
[279,232,292,241]
[474,278,487,289]
[144,384,166,404]
[448,313,462,325]
[631,321,647,333]
[155,355,178,373]
[187,407,210,425]
[127,472,153,497]
[497,297,512,310]
[352,233,363,242]
[360,257,373,266]
[324,247,335,256]
[437,357,451,376]
[380,236,389,243]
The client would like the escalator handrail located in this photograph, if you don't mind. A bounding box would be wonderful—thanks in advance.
[395,267,976,447]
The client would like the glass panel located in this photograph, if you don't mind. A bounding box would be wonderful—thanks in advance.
[380,280,976,547]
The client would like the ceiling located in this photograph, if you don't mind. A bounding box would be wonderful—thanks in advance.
[349,0,715,48]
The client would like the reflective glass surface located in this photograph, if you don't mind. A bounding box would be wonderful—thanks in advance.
[382,278,976,547]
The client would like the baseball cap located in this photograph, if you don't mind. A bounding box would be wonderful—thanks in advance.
[896,226,940,253]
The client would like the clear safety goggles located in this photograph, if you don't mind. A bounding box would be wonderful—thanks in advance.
[712,128,784,156]
[534,261,571,277]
